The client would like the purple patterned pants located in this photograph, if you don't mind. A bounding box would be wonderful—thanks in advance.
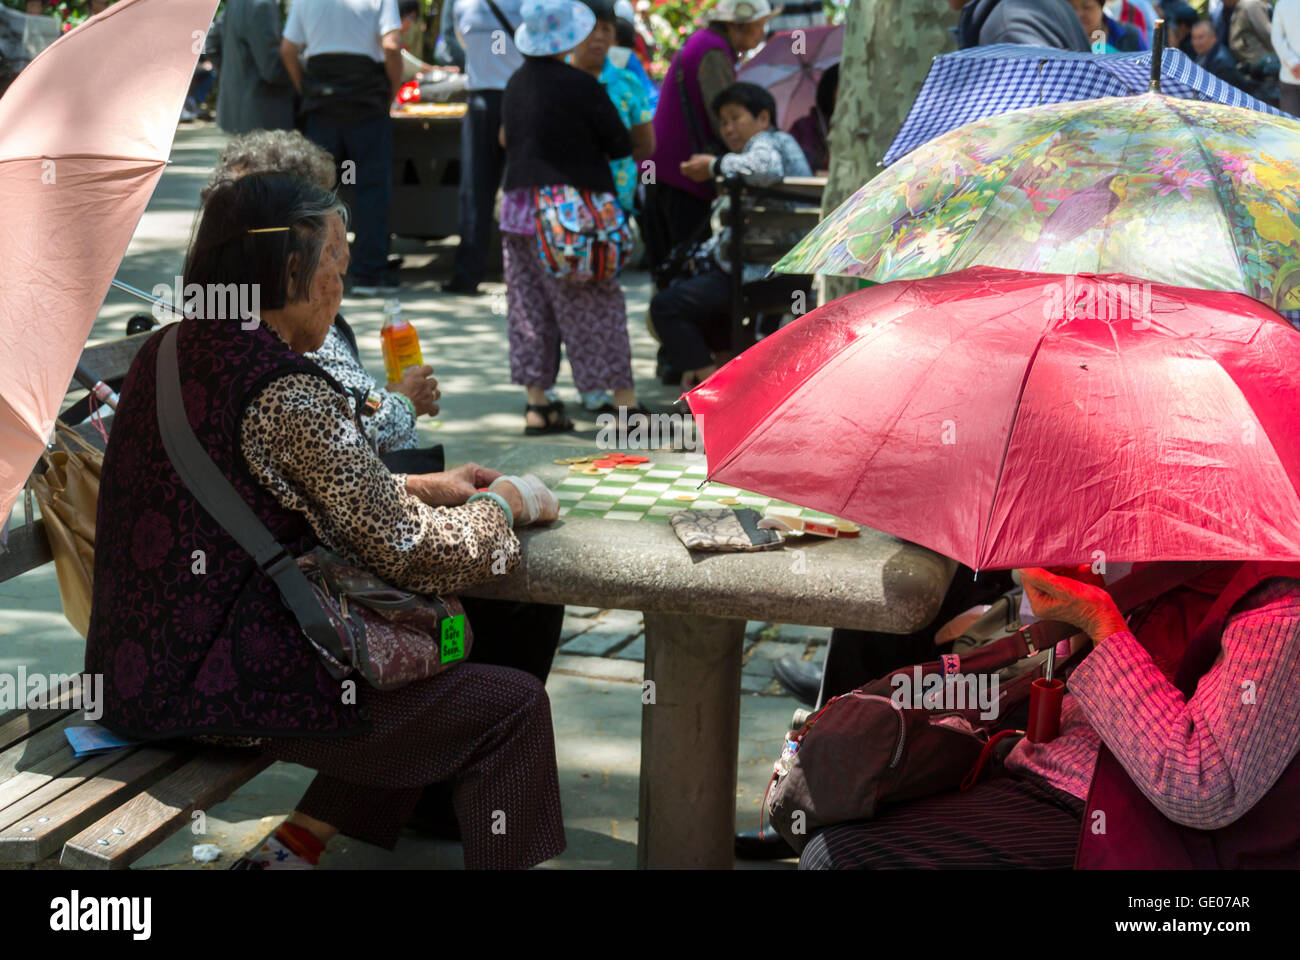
[263,663,565,869]
[502,232,635,393]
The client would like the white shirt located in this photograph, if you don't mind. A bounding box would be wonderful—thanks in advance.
[284,0,403,64]
[451,0,524,91]
[1273,0,1300,85]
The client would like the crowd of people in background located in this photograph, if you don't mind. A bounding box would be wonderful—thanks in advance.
[955,0,1300,110]
[11,0,1300,433]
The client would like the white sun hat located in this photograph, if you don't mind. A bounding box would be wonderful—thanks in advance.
[514,0,597,57]
[710,0,783,24]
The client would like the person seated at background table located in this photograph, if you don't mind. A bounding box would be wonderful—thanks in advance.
[1069,0,1145,51]
[86,172,567,870]
[648,82,812,390]
[789,63,838,174]
[801,563,1300,869]
[1163,0,1200,56]
[399,0,438,80]
[1191,16,1252,90]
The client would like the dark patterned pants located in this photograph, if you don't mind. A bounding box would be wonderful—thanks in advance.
[502,232,635,393]
[798,774,1083,870]
[263,662,565,870]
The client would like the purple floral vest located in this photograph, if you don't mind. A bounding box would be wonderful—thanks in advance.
[85,319,368,741]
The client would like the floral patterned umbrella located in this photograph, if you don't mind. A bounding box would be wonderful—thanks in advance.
[775,94,1300,313]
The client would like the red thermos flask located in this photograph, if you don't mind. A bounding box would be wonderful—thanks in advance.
[1026,647,1064,743]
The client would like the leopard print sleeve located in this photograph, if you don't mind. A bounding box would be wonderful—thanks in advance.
[239,373,520,597]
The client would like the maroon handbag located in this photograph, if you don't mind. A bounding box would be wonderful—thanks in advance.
[297,547,472,691]
[764,564,1219,852]
[155,324,470,693]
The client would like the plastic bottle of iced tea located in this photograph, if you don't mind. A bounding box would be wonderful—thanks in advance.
[380,298,424,384]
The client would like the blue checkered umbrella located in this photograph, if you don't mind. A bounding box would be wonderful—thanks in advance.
[883,44,1285,167]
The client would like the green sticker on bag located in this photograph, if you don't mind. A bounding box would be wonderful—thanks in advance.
[441,614,467,663]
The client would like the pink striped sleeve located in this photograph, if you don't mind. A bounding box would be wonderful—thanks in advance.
[1068,580,1300,830]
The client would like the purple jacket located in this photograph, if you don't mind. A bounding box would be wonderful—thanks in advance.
[1076,561,1300,869]
[651,27,733,201]
[85,319,368,741]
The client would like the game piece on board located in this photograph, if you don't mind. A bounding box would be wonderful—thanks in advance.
[718,497,740,505]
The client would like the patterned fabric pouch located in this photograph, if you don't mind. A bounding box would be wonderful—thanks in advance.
[668,508,785,552]
[533,184,632,282]
[297,547,473,691]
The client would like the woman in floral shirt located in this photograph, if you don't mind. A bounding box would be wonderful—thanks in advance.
[569,0,656,215]
[204,131,442,465]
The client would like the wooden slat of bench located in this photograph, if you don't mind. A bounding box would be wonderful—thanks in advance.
[0,745,192,862]
[0,747,140,832]
[0,522,55,585]
[76,331,153,386]
[0,678,82,751]
[0,713,82,782]
[60,749,270,869]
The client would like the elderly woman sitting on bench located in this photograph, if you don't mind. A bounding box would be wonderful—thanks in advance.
[85,172,565,870]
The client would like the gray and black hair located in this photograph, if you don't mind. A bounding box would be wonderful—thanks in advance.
[201,129,339,203]
[183,172,347,316]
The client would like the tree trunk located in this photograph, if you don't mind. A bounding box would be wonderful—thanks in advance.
[819,0,960,303]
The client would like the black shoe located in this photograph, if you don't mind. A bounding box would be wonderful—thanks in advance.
[735,827,796,860]
[524,401,575,436]
[772,656,822,708]
[441,277,483,296]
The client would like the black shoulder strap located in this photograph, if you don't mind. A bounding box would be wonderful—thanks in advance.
[154,324,347,664]
[676,63,707,156]
[482,0,516,37]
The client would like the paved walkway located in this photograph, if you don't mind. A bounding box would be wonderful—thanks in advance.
[3,121,813,869]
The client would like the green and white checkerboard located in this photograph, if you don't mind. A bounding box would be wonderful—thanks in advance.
[551,461,841,524]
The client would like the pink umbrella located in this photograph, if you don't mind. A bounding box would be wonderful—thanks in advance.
[0,0,220,539]
[686,267,1300,570]
[737,24,842,132]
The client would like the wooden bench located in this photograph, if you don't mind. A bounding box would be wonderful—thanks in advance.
[0,330,270,869]
[720,174,827,352]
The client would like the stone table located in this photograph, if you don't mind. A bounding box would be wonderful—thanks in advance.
[461,444,955,868]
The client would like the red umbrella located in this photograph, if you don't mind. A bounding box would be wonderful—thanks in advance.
[685,266,1300,570]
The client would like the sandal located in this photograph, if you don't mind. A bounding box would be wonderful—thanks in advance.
[524,401,575,436]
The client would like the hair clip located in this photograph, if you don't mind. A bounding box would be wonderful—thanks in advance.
[247,226,291,234]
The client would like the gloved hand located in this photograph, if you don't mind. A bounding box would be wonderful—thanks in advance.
[490,474,559,526]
